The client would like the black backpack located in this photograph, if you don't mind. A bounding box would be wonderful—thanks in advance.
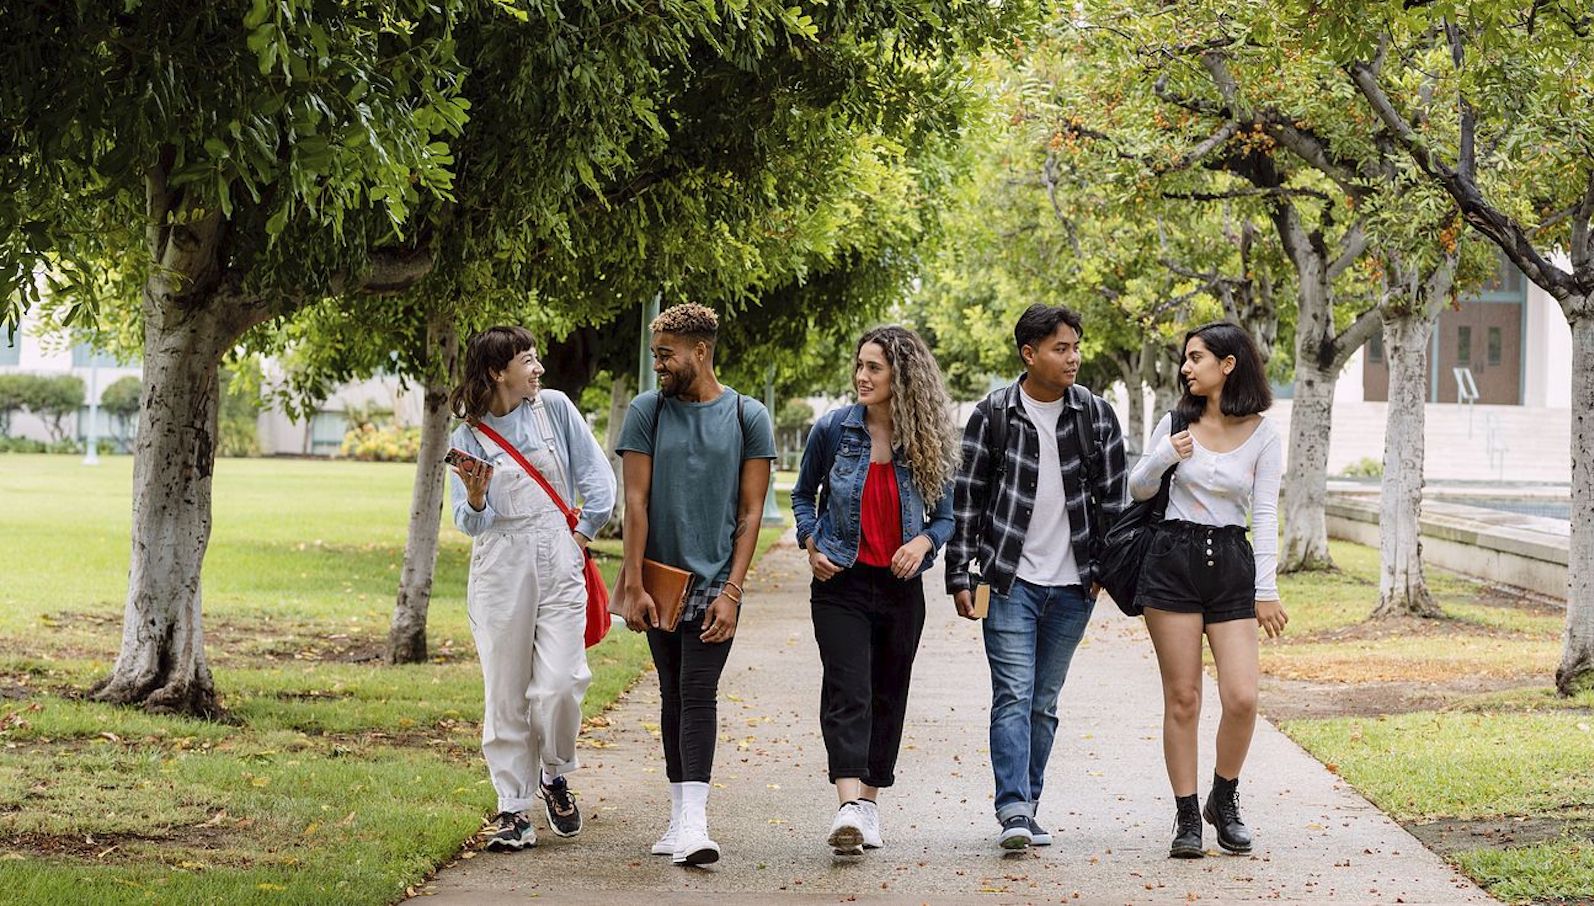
[983,382,1102,561]
[1096,410,1188,616]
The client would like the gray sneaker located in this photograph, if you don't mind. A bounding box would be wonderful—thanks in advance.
[999,814,1033,850]
[484,810,536,851]
[1026,816,1053,846]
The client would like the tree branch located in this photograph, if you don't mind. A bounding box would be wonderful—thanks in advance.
[1163,186,1330,203]
[358,245,437,295]
[1574,171,1594,274]
[1160,122,1239,173]
[1152,72,1225,117]
[1041,153,1084,256]
[1330,301,1385,371]
[1328,220,1370,279]
[1348,59,1577,299]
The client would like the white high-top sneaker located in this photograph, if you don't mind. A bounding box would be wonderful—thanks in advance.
[857,799,883,849]
[672,781,720,865]
[650,782,684,856]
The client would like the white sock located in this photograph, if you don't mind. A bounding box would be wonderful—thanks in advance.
[542,769,558,787]
[680,781,710,830]
[668,782,684,828]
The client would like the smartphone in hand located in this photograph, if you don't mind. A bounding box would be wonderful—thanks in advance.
[445,447,493,480]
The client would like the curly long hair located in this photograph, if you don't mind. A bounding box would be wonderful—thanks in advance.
[856,325,961,504]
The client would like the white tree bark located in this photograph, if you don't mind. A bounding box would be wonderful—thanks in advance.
[388,313,458,664]
[90,287,233,714]
[1558,309,1594,693]
[599,373,633,539]
[1371,258,1452,619]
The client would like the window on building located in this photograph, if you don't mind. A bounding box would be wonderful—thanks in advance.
[1367,331,1384,364]
[0,329,18,366]
[1456,326,1472,365]
[1480,254,1526,296]
[72,343,117,368]
[1488,327,1502,367]
[309,411,348,456]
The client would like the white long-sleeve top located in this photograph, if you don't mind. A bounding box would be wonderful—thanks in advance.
[1128,413,1283,600]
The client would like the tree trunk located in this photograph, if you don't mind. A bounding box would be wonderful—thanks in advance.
[1371,308,1441,618]
[89,288,234,716]
[388,313,458,664]
[600,373,633,539]
[1557,309,1594,694]
[1281,360,1336,572]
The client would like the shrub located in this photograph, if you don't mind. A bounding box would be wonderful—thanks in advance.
[100,376,142,451]
[340,423,422,462]
[1338,456,1384,479]
[0,436,47,454]
[0,373,86,442]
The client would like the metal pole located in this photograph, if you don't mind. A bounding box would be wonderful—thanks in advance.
[82,354,100,466]
[761,365,782,527]
[638,292,660,394]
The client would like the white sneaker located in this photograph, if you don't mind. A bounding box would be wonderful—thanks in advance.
[651,820,679,855]
[857,800,883,849]
[652,783,683,855]
[673,781,719,865]
[828,802,866,853]
[672,826,720,865]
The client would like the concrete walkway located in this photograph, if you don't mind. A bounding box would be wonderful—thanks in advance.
[426,538,1492,905]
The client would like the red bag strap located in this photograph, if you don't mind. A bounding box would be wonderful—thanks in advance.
[470,420,579,532]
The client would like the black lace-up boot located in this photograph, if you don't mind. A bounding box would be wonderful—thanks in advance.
[1170,794,1203,858]
[1203,773,1253,854]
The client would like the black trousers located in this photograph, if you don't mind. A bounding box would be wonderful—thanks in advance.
[811,564,927,788]
[647,617,735,783]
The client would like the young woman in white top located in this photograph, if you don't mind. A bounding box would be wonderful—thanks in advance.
[1126,321,1287,860]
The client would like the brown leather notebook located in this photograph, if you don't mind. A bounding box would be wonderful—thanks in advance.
[610,558,698,632]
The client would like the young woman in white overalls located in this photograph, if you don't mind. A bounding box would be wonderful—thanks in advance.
[448,326,616,851]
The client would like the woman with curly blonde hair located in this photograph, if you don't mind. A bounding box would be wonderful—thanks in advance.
[791,324,959,856]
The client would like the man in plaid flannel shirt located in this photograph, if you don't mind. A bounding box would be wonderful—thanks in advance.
[946,304,1128,850]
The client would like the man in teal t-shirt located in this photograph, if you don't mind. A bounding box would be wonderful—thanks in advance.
[615,302,774,868]
[616,387,775,605]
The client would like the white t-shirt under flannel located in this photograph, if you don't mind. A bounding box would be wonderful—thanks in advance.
[1016,386,1080,587]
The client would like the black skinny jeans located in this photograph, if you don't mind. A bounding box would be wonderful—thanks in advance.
[646,616,735,783]
[811,564,927,788]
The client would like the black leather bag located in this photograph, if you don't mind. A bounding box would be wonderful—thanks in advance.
[1098,410,1188,617]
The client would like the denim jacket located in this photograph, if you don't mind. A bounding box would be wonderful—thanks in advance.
[791,404,955,577]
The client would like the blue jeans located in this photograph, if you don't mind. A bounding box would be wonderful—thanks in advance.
[982,578,1092,821]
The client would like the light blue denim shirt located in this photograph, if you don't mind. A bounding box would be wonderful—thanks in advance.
[449,390,615,539]
[790,404,954,577]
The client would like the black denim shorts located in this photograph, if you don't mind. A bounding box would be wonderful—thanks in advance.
[1138,520,1257,624]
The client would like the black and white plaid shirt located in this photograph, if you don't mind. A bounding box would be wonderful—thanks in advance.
[945,378,1128,597]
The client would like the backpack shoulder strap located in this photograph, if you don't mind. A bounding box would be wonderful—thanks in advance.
[1071,386,1096,481]
[986,383,1012,482]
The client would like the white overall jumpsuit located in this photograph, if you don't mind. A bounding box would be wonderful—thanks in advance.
[467,426,592,815]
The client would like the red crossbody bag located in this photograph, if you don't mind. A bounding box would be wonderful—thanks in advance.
[470,420,611,648]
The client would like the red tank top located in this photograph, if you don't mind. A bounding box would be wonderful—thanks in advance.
[856,462,902,568]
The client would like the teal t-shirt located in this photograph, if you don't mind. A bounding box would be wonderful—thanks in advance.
[616,388,776,586]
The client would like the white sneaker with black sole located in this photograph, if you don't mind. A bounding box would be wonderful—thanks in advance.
[999,814,1033,850]
[857,800,883,849]
[828,801,866,854]
[672,824,720,865]
[484,810,536,851]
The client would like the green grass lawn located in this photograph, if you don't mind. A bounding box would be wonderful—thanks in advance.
[1273,538,1593,904]
[0,453,788,904]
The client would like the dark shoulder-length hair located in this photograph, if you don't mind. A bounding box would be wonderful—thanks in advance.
[1175,321,1272,423]
[449,325,536,422]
